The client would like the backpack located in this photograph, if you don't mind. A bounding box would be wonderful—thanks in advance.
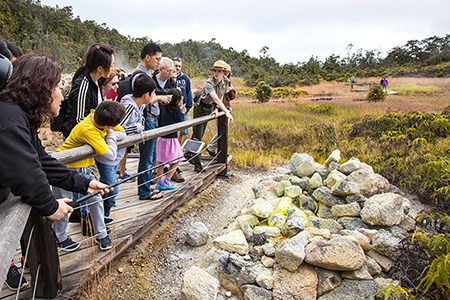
[117,70,145,101]
[50,94,69,132]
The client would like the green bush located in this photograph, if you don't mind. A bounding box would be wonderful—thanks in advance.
[236,87,256,99]
[367,84,386,102]
[272,87,290,98]
[255,81,273,103]
[291,89,310,97]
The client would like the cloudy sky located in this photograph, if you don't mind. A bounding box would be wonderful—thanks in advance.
[39,0,449,64]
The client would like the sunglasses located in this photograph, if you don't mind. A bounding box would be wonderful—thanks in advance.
[172,56,182,62]
[111,82,119,86]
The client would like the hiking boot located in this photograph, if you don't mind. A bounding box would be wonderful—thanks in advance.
[104,217,113,225]
[194,162,204,173]
[68,209,81,223]
[58,237,80,252]
[5,265,28,291]
[171,171,185,183]
[96,235,112,251]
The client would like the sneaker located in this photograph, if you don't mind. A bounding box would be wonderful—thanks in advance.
[96,235,112,251]
[104,217,113,225]
[171,171,185,183]
[5,265,28,291]
[68,209,81,223]
[176,167,183,174]
[163,177,176,190]
[119,172,135,182]
[58,237,80,252]
[155,179,176,191]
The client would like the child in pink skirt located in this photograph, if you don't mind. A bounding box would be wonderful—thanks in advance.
[155,88,185,190]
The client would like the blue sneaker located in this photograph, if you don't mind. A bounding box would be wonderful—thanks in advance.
[155,178,176,191]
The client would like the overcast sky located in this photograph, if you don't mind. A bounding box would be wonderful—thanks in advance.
[39,0,449,65]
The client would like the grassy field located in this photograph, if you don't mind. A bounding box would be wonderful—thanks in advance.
[197,77,450,170]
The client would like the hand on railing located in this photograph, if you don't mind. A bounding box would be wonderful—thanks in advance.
[47,198,73,221]
[87,179,111,195]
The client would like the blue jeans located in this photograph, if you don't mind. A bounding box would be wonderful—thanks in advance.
[138,115,158,197]
[180,113,189,136]
[95,160,119,217]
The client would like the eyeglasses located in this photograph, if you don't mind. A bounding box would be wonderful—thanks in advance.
[172,57,182,62]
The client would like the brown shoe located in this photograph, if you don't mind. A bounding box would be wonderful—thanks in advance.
[172,171,185,183]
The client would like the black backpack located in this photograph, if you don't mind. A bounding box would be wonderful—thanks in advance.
[117,70,145,101]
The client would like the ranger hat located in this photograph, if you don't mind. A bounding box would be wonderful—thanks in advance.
[209,60,231,74]
[0,54,12,92]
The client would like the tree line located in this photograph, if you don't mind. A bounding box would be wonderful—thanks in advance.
[1,0,449,87]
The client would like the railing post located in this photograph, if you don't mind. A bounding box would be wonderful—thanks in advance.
[22,210,62,298]
[217,114,228,175]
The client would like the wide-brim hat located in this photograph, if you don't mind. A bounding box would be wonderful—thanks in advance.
[209,60,231,73]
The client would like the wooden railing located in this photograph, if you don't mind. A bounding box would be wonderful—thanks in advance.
[0,112,228,298]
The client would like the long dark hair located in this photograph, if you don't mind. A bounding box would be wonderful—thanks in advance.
[0,55,61,131]
[73,43,114,82]
[167,88,182,111]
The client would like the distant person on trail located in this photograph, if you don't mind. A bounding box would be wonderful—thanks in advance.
[350,76,356,90]
[60,43,115,224]
[190,60,234,173]
[0,55,109,290]
[380,77,388,91]
[53,100,126,252]
[119,73,163,200]
[154,88,184,191]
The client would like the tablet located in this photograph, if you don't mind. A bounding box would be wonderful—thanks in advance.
[181,139,205,154]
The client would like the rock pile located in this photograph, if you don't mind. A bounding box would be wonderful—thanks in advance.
[181,150,416,300]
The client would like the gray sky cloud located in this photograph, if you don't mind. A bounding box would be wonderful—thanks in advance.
[39,0,450,64]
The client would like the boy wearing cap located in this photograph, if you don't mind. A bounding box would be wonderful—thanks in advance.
[191,60,234,172]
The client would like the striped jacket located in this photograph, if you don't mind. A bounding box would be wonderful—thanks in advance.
[120,94,145,135]
[62,69,102,137]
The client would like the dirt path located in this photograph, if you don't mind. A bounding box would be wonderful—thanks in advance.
[83,168,269,300]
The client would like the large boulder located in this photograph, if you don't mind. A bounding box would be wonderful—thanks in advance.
[305,236,366,271]
[318,279,379,300]
[213,230,249,255]
[181,266,219,300]
[186,222,209,247]
[275,231,310,272]
[273,264,318,300]
[360,193,410,226]
[289,153,316,177]
[312,186,346,207]
[347,169,389,197]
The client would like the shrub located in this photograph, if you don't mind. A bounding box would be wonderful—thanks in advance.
[236,87,256,99]
[291,89,310,97]
[255,81,273,103]
[367,84,386,102]
[272,87,290,99]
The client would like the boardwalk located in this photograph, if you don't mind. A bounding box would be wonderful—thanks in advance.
[1,157,225,300]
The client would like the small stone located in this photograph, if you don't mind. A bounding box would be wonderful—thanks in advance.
[117,267,124,273]
[225,291,232,297]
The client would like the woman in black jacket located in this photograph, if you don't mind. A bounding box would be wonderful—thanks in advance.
[0,54,109,219]
[61,43,115,138]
